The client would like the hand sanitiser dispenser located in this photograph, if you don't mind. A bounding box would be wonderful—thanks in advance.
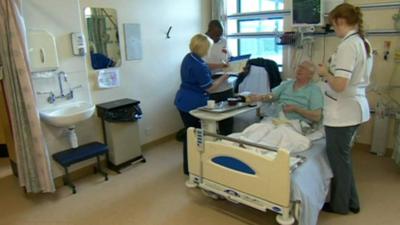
[96,98,145,173]
[71,32,86,56]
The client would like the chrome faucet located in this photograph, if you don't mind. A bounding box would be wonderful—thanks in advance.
[36,91,56,104]
[36,71,82,104]
[65,84,83,100]
[58,71,67,97]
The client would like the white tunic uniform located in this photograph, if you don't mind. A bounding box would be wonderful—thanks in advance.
[323,30,373,127]
[203,37,232,93]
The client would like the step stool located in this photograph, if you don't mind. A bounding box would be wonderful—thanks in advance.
[52,142,109,194]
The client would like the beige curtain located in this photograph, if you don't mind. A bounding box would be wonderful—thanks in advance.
[0,0,55,193]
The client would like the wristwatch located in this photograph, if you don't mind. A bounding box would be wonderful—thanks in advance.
[262,94,273,102]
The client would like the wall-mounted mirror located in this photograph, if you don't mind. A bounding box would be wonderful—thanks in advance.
[84,7,121,70]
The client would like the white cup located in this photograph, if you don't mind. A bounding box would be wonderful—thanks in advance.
[207,100,216,109]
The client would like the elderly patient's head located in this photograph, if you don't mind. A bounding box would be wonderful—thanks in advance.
[295,60,316,82]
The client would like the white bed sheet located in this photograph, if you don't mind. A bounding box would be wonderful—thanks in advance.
[291,138,332,225]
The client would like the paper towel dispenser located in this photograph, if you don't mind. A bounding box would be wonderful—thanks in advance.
[28,30,59,72]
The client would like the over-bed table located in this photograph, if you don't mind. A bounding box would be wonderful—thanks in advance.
[187,105,332,225]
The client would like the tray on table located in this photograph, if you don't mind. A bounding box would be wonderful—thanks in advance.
[198,102,252,113]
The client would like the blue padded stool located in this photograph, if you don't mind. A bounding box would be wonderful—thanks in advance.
[52,142,109,194]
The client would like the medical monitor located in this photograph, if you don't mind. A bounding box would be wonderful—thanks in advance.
[292,0,324,27]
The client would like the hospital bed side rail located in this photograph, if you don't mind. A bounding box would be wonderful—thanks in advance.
[197,129,306,171]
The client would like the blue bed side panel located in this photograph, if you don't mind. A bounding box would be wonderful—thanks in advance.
[211,156,256,175]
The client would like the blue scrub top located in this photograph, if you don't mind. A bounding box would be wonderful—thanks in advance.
[90,52,115,69]
[272,80,324,121]
[175,53,213,112]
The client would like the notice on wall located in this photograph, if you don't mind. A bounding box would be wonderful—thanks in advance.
[124,23,143,60]
[97,68,120,88]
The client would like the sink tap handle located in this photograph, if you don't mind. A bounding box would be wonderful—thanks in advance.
[66,90,74,100]
[58,71,68,82]
[36,91,53,95]
[46,91,56,104]
[66,85,82,100]
[71,84,82,90]
[37,91,56,103]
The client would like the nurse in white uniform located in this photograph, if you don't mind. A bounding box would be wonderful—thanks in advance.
[318,3,373,215]
[204,20,234,135]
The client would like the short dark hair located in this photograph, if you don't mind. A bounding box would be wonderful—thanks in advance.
[207,20,223,32]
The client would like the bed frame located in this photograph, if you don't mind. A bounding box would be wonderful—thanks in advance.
[186,127,304,225]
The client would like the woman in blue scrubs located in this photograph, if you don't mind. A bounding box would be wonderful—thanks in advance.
[175,33,228,175]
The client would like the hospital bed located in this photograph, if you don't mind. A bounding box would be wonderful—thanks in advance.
[185,122,332,225]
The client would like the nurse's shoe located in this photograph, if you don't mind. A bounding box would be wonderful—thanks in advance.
[322,203,334,213]
[323,203,360,214]
[349,207,360,214]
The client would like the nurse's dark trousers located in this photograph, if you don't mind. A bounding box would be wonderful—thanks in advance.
[178,110,201,175]
[325,125,360,214]
[209,88,234,135]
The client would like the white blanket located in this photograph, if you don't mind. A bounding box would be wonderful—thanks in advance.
[229,117,324,153]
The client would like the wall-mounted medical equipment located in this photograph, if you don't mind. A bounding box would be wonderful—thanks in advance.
[71,32,86,56]
[292,0,324,27]
[384,41,391,61]
[275,32,298,46]
[28,30,59,72]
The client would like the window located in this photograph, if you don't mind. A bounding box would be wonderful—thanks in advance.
[226,0,285,65]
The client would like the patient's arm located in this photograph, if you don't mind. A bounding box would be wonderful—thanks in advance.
[246,93,276,103]
[282,105,322,122]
